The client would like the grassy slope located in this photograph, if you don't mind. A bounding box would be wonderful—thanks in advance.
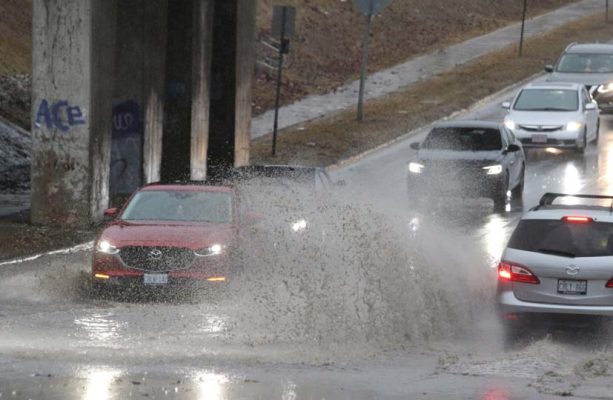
[0,0,577,114]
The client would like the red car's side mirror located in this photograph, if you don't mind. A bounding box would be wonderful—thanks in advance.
[104,208,119,220]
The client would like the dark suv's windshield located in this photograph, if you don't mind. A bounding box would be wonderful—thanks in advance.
[422,127,502,151]
[513,89,578,111]
[557,53,613,73]
[121,190,233,223]
[508,219,613,257]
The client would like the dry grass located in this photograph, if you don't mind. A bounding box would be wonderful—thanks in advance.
[251,14,613,167]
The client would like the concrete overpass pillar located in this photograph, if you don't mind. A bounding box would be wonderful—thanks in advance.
[31,0,116,225]
[143,0,168,184]
[190,0,215,181]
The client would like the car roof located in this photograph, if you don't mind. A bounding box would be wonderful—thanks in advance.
[523,82,582,90]
[524,193,613,222]
[140,182,234,193]
[565,43,613,54]
[432,120,502,130]
[522,207,613,222]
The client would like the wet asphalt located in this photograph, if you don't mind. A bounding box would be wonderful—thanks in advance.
[2,82,613,399]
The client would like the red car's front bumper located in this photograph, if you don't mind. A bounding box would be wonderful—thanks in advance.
[92,251,233,286]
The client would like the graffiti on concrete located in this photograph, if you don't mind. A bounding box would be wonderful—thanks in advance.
[35,100,86,132]
[110,100,143,195]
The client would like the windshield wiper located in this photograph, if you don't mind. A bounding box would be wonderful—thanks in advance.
[537,248,575,258]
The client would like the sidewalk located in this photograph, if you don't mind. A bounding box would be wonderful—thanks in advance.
[251,0,603,138]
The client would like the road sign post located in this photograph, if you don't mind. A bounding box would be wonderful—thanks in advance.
[354,0,393,121]
[519,0,528,57]
[271,6,295,156]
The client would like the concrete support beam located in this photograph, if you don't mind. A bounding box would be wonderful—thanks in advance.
[190,0,215,180]
[142,0,168,183]
[234,0,256,167]
[31,0,116,225]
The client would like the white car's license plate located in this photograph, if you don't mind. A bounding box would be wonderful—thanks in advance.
[144,274,168,285]
[557,279,587,295]
[532,134,547,143]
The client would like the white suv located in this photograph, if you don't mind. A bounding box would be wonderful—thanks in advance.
[498,193,613,338]
[502,82,599,154]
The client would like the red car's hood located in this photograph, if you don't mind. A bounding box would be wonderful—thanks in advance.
[100,221,236,249]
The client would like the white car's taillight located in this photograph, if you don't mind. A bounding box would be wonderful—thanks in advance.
[498,261,540,284]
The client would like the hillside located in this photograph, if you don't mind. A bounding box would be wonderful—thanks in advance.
[0,0,578,129]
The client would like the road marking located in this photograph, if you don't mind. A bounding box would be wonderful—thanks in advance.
[0,241,94,266]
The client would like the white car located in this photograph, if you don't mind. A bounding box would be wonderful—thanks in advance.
[502,82,599,154]
[498,193,613,339]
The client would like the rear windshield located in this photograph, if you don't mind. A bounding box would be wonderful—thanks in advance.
[508,219,613,258]
[513,89,578,112]
[557,53,613,73]
[422,127,502,151]
[122,190,233,223]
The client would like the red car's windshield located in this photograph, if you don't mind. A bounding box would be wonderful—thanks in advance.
[121,190,233,223]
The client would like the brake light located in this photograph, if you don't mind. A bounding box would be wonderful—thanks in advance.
[562,216,593,224]
[498,262,540,284]
[606,278,613,288]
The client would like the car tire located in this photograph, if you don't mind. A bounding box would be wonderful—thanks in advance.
[575,129,587,155]
[510,165,525,200]
[492,173,509,211]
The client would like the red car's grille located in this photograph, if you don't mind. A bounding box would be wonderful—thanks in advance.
[119,246,196,272]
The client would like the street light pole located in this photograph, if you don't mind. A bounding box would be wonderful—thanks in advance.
[519,0,528,57]
[357,0,374,121]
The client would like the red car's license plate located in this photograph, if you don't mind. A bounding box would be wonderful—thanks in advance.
[144,274,168,285]
[557,279,587,295]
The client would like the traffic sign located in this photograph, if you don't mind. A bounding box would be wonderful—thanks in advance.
[353,0,393,16]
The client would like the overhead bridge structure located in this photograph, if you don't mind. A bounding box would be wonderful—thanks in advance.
[31,0,256,225]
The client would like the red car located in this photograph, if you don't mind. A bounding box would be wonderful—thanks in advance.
[92,183,240,291]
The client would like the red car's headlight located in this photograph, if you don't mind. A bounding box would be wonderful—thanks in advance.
[194,244,225,257]
[96,240,119,255]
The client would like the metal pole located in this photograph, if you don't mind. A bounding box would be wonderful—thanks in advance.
[272,8,287,156]
[519,0,528,57]
[607,0,610,23]
[357,1,374,121]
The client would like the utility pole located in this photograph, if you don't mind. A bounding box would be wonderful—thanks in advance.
[519,0,528,57]
[357,1,374,121]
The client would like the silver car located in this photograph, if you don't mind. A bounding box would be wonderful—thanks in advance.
[498,193,613,338]
[502,82,599,154]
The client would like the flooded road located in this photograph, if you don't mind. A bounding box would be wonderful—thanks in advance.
[3,82,613,399]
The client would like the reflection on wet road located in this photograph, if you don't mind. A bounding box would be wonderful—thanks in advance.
[3,89,613,398]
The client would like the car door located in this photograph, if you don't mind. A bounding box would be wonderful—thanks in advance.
[501,127,520,186]
[582,87,598,140]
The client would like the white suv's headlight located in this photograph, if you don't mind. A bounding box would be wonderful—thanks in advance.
[195,244,225,257]
[96,240,119,254]
[483,165,503,175]
[408,162,424,174]
[565,121,583,131]
[504,119,516,130]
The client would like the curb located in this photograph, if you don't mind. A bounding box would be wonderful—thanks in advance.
[326,71,545,172]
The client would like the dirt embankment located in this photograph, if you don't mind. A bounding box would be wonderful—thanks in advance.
[0,0,577,131]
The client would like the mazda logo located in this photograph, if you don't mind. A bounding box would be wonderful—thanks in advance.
[148,249,163,260]
[566,265,580,276]
[537,125,543,131]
